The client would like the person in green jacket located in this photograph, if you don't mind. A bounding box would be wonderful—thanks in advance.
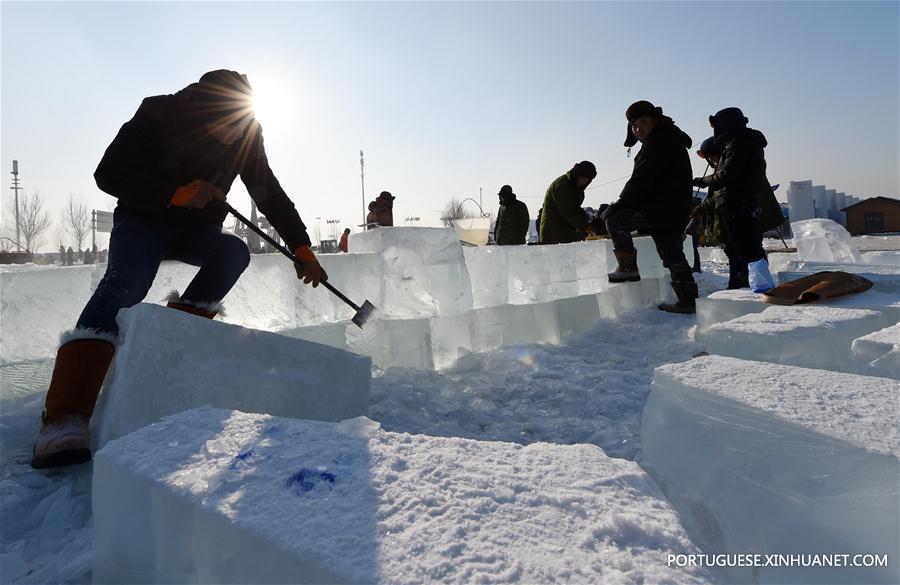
[539,161,597,244]
[494,185,530,245]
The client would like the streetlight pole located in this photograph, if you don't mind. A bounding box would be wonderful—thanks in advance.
[10,160,22,251]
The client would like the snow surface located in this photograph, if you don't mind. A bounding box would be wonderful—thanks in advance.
[93,407,714,584]
[642,355,899,584]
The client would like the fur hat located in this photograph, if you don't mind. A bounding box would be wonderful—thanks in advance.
[624,100,664,147]
[697,136,722,159]
[570,161,597,180]
[709,107,748,142]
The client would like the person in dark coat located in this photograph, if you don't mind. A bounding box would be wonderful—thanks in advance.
[338,228,350,253]
[32,69,327,470]
[66,246,74,266]
[59,245,66,265]
[604,100,697,314]
[692,108,772,290]
[494,185,530,245]
[540,161,597,244]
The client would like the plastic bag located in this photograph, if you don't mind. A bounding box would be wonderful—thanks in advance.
[748,258,775,293]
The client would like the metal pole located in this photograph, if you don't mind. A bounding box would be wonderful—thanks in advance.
[11,160,21,252]
[92,210,97,250]
[360,150,366,230]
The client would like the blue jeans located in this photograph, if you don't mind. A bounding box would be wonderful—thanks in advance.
[76,209,250,336]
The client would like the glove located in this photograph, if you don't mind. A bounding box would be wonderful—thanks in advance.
[692,177,707,188]
[171,180,225,209]
[293,245,328,287]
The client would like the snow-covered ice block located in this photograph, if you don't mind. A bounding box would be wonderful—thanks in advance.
[701,305,884,373]
[642,355,899,585]
[92,304,370,450]
[852,323,900,379]
[792,218,863,263]
[349,227,473,318]
[463,246,509,308]
[0,265,95,364]
[94,407,714,585]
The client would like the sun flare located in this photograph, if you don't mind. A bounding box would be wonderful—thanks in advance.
[250,76,294,128]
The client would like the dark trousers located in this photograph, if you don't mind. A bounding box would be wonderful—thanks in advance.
[717,204,766,268]
[691,233,701,272]
[76,209,251,336]
[605,208,695,283]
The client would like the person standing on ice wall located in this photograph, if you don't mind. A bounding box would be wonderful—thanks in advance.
[691,107,773,293]
[603,100,697,314]
[539,161,597,244]
[31,70,327,470]
[494,185,530,245]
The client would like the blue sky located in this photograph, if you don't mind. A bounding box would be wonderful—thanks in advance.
[2,1,897,249]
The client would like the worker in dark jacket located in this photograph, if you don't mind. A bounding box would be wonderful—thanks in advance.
[494,185,530,245]
[604,100,697,314]
[32,70,327,470]
[692,108,771,290]
[540,161,596,244]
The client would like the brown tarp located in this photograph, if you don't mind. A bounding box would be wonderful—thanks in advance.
[763,271,873,305]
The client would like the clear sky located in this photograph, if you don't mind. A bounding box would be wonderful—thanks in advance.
[2,1,898,250]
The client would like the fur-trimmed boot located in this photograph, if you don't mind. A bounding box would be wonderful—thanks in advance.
[659,281,699,314]
[165,291,223,320]
[607,250,641,283]
[31,331,116,469]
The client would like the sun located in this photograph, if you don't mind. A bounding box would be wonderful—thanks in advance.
[250,76,294,128]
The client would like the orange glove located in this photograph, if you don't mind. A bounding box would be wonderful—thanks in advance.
[293,245,328,287]
[171,180,225,209]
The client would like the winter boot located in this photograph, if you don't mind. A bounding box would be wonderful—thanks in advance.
[32,336,116,469]
[165,291,221,319]
[607,250,641,283]
[659,281,698,314]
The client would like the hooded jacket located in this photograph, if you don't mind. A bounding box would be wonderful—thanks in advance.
[697,127,770,212]
[94,75,311,249]
[540,173,590,244]
[494,193,530,245]
[617,122,693,231]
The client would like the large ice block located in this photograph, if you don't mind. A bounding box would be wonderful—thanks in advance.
[94,407,714,585]
[91,304,371,450]
[696,287,900,339]
[852,323,900,379]
[862,250,900,267]
[642,355,899,585]
[572,240,610,295]
[463,246,510,308]
[792,219,863,263]
[701,305,884,372]
[349,227,473,318]
[506,245,553,304]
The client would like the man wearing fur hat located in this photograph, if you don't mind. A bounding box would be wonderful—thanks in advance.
[604,100,697,314]
[31,70,326,469]
[494,185,530,245]
[691,107,771,290]
[540,161,597,244]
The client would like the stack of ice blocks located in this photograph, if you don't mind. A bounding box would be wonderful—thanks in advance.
[851,323,900,379]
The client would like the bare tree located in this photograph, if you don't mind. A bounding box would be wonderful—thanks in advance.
[55,221,68,251]
[63,193,90,251]
[440,198,476,227]
[9,191,52,252]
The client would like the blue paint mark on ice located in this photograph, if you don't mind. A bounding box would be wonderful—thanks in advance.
[287,469,337,494]
[228,450,256,470]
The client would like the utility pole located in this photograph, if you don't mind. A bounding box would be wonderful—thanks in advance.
[479,187,482,212]
[10,160,22,251]
[360,150,366,230]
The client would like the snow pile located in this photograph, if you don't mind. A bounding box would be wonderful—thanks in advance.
[792,218,863,263]
[851,323,900,379]
[92,303,371,451]
[700,305,884,372]
[93,406,714,585]
[642,355,899,585]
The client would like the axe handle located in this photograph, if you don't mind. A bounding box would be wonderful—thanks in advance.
[225,203,361,312]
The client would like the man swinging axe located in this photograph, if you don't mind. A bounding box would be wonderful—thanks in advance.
[32,70,327,469]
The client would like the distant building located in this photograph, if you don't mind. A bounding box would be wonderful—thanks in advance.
[841,197,900,235]
[787,181,815,223]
